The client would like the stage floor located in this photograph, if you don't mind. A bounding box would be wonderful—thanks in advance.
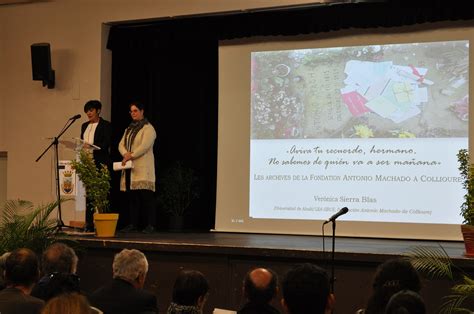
[73,231,470,264]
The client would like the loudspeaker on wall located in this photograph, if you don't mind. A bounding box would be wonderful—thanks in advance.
[31,43,55,89]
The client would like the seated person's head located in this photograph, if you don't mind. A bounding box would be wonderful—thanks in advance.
[243,267,278,304]
[41,292,93,314]
[0,252,11,290]
[385,290,426,314]
[4,248,39,288]
[170,269,209,313]
[372,259,421,292]
[281,263,334,314]
[112,249,148,289]
[42,243,78,275]
[366,258,421,314]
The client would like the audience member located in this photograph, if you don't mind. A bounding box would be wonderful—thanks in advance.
[41,292,102,314]
[238,267,280,314]
[167,269,209,314]
[361,258,422,314]
[0,248,44,314]
[281,263,334,314]
[31,243,80,301]
[89,248,158,314]
[0,252,11,290]
[384,290,426,314]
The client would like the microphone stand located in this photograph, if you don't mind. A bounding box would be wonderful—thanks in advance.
[330,219,336,294]
[36,117,79,231]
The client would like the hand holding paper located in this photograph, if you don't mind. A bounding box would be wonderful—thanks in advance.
[113,160,133,171]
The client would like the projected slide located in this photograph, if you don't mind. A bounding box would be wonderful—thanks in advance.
[250,40,468,224]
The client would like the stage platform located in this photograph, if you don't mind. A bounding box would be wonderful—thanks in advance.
[74,232,472,313]
[74,231,469,260]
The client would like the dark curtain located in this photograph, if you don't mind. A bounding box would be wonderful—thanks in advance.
[109,23,217,231]
[107,1,473,231]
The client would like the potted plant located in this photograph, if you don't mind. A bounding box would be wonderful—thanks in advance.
[71,149,117,237]
[0,199,76,255]
[457,149,474,256]
[157,162,199,231]
[407,245,474,313]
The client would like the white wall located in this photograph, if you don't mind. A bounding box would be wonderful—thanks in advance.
[0,154,6,209]
[0,13,5,151]
[0,0,321,223]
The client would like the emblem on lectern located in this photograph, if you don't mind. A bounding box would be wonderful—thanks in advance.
[61,170,74,194]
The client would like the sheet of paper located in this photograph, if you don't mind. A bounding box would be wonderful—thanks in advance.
[113,160,133,171]
[213,309,237,314]
[365,95,399,118]
[341,91,370,117]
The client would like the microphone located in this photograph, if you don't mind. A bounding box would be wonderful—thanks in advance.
[69,114,81,120]
[323,207,349,225]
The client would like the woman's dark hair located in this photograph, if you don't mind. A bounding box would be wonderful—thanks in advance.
[129,101,145,111]
[282,263,330,314]
[172,270,209,306]
[365,258,421,314]
[34,272,81,301]
[385,290,426,314]
[84,100,102,112]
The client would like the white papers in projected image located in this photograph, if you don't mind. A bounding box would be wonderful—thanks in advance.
[341,61,429,123]
[251,40,469,141]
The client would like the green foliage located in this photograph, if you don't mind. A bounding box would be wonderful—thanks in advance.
[406,245,473,313]
[406,245,454,280]
[70,149,110,213]
[457,149,474,225]
[158,162,199,217]
[0,199,74,256]
[440,293,470,314]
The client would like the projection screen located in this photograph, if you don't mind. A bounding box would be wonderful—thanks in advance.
[216,22,472,240]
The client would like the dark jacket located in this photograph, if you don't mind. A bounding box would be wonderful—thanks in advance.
[31,272,81,301]
[0,287,44,314]
[89,278,158,314]
[238,301,280,314]
[81,117,112,169]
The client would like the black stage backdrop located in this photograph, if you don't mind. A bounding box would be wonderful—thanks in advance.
[107,33,218,231]
[106,1,474,231]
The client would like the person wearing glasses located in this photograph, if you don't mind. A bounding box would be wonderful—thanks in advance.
[118,101,157,233]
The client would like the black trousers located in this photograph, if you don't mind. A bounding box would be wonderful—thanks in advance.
[127,189,156,228]
[125,169,156,228]
[85,198,94,229]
